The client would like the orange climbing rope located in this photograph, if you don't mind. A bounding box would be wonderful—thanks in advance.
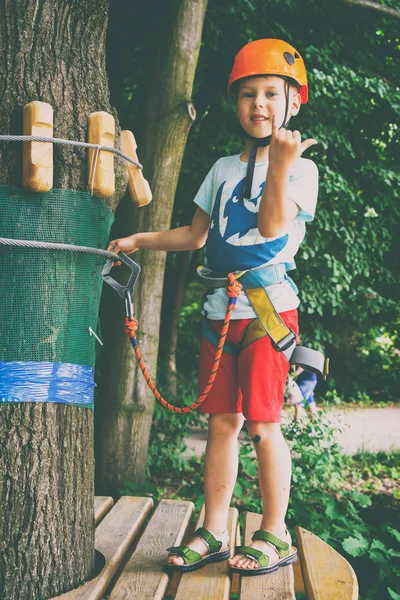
[124,273,242,413]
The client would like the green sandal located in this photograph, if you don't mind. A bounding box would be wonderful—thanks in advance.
[229,529,297,576]
[165,526,230,573]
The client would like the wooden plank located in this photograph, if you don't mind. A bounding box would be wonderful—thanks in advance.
[173,505,239,600]
[23,101,53,192]
[121,130,152,207]
[230,521,242,598]
[239,512,295,600]
[295,526,358,600]
[88,111,115,199]
[293,558,305,595]
[94,496,114,525]
[108,499,194,600]
[51,496,153,599]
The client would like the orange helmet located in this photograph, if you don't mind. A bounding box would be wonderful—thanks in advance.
[228,39,308,104]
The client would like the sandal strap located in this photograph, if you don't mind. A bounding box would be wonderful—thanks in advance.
[193,527,223,553]
[252,530,290,557]
[166,545,203,564]
[235,545,270,568]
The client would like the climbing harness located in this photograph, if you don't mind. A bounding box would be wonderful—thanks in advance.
[102,254,243,413]
[103,254,328,415]
[197,265,329,378]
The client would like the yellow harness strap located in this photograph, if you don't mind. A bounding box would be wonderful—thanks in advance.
[242,286,295,350]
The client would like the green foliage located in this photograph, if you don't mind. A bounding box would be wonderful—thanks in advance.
[147,387,202,476]
[239,416,400,599]
[123,412,400,599]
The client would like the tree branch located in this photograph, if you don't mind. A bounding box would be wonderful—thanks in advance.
[342,0,400,20]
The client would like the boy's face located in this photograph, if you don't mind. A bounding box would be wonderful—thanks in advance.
[236,75,301,139]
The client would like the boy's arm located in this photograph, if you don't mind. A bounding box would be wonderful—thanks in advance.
[107,207,210,256]
[258,114,317,238]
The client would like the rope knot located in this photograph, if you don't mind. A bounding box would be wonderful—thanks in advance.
[226,273,242,298]
[124,317,139,338]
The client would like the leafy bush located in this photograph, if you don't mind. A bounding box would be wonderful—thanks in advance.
[125,411,400,599]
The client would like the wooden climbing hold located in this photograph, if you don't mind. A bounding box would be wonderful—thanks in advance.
[23,101,53,192]
[88,111,115,199]
[121,130,152,207]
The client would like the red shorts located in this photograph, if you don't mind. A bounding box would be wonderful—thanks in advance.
[197,309,299,422]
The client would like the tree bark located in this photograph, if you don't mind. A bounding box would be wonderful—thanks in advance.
[163,251,192,397]
[0,1,126,598]
[95,0,208,492]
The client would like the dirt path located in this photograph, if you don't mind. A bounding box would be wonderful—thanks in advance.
[183,407,400,457]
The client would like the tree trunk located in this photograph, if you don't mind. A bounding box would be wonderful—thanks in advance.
[0,1,126,598]
[163,251,192,397]
[95,0,208,492]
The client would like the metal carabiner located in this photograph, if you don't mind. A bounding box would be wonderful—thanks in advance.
[102,253,141,319]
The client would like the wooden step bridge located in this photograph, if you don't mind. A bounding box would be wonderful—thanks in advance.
[53,495,358,600]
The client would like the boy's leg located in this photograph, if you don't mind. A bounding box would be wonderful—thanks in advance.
[204,412,245,531]
[229,309,299,570]
[167,318,249,565]
[228,421,292,569]
[167,412,244,565]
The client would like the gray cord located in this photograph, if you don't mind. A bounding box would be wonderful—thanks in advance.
[0,135,143,169]
[0,237,119,260]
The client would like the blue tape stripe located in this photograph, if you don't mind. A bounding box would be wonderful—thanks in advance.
[0,361,95,408]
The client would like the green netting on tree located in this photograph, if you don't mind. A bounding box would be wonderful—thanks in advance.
[0,186,114,366]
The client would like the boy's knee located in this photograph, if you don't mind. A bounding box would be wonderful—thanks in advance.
[246,421,282,444]
[208,413,244,437]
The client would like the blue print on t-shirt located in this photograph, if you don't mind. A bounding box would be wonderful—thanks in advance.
[205,178,288,272]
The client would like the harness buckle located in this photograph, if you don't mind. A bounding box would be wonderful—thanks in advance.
[102,253,141,319]
[272,329,296,353]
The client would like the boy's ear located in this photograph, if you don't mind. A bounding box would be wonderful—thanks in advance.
[290,91,302,118]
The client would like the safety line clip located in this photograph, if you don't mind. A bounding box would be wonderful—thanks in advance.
[102,253,141,320]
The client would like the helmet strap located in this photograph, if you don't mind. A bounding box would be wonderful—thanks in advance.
[243,79,291,201]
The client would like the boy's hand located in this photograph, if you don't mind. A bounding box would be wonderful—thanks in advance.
[107,235,139,266]
[269,113,317,168]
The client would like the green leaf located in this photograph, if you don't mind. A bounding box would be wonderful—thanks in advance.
[350,491,372,507]
[241,457,257,477]
[368,549,387,566]
[342,536,369,557]
[325,498,342,521]
[370,539,387,553]
[388,588,400,600]
[234,481,243,497]
[388,527,400,543]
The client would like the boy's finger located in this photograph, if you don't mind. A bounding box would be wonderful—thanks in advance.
[271,113,278,136]
[300,139,318,153]
[107,240,119,253]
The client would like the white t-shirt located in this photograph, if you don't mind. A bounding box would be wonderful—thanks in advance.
[193,154,318,319]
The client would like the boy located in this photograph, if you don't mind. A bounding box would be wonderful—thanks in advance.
[107,39,318,575]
